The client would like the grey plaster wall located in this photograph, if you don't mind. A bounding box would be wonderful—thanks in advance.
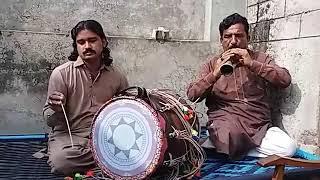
[0,0,246,134]
[247,0,320,153]
[0,31,70,134]
[0,0,206,39]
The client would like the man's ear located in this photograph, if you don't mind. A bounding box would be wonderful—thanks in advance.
[247,35,251,42]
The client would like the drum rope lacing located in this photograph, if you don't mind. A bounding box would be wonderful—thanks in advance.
[148,89,206,179]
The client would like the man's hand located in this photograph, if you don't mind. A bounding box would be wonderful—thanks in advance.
[212,56,230,78]
[224,48,253,67]
[48,91,65,112]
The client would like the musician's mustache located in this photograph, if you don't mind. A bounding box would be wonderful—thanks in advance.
[83,49,96,54]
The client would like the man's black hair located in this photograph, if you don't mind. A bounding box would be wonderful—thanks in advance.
[219,13,249,37]
[68,20,112,66]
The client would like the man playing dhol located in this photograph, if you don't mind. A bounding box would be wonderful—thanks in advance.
[43,20,128,175]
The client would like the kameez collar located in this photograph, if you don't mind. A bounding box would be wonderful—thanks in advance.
[74,56,112,71]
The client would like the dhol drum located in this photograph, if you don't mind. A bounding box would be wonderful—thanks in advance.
[90,87,205,179]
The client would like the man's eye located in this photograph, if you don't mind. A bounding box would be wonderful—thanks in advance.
[77,40,85,45]
[88,39,97,43]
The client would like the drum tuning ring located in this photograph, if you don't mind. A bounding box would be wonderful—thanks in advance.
[169,132,177,138]
[181,155,186,161]
[159,102,173,112]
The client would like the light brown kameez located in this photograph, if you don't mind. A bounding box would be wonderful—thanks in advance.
[43,57,128,175]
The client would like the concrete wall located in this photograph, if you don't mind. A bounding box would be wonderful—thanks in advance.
[0,0,246,134]
[247,0,320,153]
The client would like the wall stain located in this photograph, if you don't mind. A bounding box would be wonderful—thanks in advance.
[0,48,56,94]
[258,3,271,19]
[0,29,68,95]
[0,50,16,93]
[250,20,274,42]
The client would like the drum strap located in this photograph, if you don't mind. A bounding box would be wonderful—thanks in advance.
[115,86,148,98]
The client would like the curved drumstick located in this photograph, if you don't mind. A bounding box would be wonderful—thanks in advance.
[61,103,74,148]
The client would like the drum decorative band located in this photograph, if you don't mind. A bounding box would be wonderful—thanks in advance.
[91,87,206,179]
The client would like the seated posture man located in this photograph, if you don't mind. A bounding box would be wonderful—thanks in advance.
[43,20,128,175]
[187,13,296,159]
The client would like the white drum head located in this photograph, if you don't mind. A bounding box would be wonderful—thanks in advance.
[91,98,165,179]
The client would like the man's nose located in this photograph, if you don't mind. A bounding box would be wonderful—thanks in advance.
[230,35,237,45]
[84,41,91,48]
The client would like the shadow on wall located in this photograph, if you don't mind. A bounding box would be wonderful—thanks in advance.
[269,83,302,131]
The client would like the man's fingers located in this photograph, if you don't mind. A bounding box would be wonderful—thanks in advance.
[217,56,228,65]
[220,57,230,64]
[220,54,235,63]
[50,92,65,101]
[221,51,234,57]
[48,93,64,106]
[48,99,62,105]
[49,94,63,101]
[228,48,247,56]
[47,92,64,112]
[51,91,65,99]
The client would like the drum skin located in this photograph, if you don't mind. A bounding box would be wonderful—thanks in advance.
[91,97,167,179]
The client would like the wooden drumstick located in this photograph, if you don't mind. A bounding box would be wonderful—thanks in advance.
[61,103,74,148]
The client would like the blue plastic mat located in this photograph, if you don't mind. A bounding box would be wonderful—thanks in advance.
[201,149,320,180]
[1,134,320,179]
[0,139,64,180]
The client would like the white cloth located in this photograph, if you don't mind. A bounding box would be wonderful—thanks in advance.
[247,127,297,158]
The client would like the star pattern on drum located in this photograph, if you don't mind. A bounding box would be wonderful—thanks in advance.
[107,117,144,159]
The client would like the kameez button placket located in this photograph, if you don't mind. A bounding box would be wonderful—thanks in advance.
[90,84,94,107]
